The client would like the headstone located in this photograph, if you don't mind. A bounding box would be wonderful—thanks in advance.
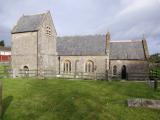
[128,99,142,107]
[128,98,160,109]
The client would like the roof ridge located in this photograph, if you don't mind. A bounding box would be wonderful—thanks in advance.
[111,40,142,42]
[23,12,47,17]
[57,34,105,38]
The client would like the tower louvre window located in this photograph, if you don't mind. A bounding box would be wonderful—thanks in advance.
[46,26,51,36]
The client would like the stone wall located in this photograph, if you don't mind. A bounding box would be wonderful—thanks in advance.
[38,12,57,72]
[58,56,108,74]
[58,57,149,80]
[110,60,149,80]
[11,12,58,77]
[11,32,38,76]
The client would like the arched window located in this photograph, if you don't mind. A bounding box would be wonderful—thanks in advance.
[85,60,94,73]
[23,66,29,76]
[63,60,71,73]
[113,65,117,75]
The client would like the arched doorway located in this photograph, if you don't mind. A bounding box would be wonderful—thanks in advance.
[23,66,29,77]
[121,65,127,79]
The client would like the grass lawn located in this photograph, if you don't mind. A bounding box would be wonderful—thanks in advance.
[0,65,9,78]
[2,78,160,120]
[151,68,160,78]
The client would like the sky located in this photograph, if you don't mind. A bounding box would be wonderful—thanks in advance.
[0,0,160,54]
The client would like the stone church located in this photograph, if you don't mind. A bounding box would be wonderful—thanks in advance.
[11,11,149,80]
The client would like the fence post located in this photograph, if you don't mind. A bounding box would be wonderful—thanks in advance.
[106,70,110,81]
[0,81,2,119]
[81,72,83,79]
[74,72,76,79]
[154,79,158,91]
[156,70,158,78]
[95,72,97,80]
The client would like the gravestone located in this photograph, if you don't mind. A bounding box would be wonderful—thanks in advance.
[128,98,160,109]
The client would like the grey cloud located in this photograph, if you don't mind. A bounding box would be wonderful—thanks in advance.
[95,0,160,53]
[0,25,11,46]
[0,0,159,54]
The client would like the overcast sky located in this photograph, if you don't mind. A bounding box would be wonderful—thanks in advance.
[0,0,160,54]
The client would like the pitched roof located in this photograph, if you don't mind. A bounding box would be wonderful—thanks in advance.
[110,41,145,60]
[12,13,45,33]
[0,47,11,51]
[57,35,106,56]
[57,35,146,60]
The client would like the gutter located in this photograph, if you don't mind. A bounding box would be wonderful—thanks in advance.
[11,30,38,34]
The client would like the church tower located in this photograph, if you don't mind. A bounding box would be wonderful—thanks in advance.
[11,11,57,77]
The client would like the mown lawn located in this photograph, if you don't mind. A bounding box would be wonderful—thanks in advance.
[2,78,160,120]
[0,65,9,78]
[151,68,160,78]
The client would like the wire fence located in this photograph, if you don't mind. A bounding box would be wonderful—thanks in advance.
[0,69,159,81]
[17,70,106,80]
[149,69,160,79]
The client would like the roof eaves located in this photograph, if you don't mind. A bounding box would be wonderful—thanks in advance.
[11,30,38,34]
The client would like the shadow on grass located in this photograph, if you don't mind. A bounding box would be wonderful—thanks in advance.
[2,96,13,119]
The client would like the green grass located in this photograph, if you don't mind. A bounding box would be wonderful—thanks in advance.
[2,78,160,120]
[0,65,9,77]
[150,68,160,78]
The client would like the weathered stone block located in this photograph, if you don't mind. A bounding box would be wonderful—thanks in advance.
[128,98,160,110]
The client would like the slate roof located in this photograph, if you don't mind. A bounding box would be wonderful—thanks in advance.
[57,35,106,56]
[0,47,11,51]
[12,13,45,33]
[56,35,146,60]
[110,41,145,60]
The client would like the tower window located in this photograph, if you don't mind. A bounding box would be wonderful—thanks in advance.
[46,26,51,36]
